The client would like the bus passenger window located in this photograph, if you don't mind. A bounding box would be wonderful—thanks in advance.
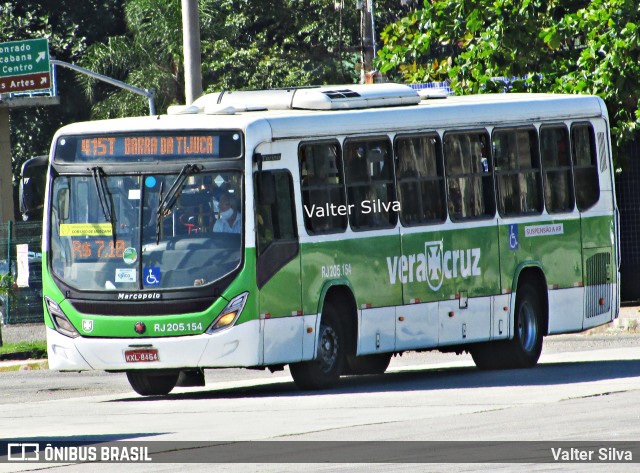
[343,138,397,230]
[571,124,600,211]
[299,141,347,234]
[444,132,495,221]
[493,128,543,217]
[396,134,446,225]
[540,126,575,213]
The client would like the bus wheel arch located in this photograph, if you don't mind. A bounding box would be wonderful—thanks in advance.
[515,266,549,338]
[321,285,391,376]
[510,279,544,367]
[471,266,548,370]
[290,285,354,390]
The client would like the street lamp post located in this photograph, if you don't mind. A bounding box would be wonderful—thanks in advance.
[358,0,377,84]
[182,0,203,105]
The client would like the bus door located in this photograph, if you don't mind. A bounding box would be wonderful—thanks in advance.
[573,122,616,330]
[255,167,305,365]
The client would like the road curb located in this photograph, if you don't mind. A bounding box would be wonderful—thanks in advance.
[0,358,47,370]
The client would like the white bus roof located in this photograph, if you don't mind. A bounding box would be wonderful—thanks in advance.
[54,84,607,143]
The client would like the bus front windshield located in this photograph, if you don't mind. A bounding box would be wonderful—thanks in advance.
[50,170,243,292]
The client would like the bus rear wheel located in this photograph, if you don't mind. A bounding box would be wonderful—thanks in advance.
[290,300,345,390]
[471,282,543,370]
[126,370,179,396]
[345,353,392,375]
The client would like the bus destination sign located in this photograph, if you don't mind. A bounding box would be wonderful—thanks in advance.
[80,135,217,158]
[54,131,243,162]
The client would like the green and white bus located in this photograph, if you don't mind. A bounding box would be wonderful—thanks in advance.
[37,83,619,395]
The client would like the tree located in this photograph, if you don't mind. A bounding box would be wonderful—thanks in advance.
[81,0,408,117]
[79,0,184,118]
[376,0,640,165]
[2,0,125,217]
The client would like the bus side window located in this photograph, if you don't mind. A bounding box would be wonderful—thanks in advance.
[493,127,543,217]
[298,141,347,234]
[540,125,575,213]
[256,171,297,256]
[571,123,600,211]
[344,138,397,230]
[444,131,495,221]
[396,134,446,225]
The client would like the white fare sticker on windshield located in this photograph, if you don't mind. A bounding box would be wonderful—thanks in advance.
[128,189,141,200]
[115,268,137,283]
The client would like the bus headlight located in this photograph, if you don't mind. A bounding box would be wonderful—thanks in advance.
[206,292,249,333]
[45,297,80,338]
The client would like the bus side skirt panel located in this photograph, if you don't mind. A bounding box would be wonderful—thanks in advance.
[547,287,585,334]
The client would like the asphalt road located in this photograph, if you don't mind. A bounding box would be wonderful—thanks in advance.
[1,334,640,472]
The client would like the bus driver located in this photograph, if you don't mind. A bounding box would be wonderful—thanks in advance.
[213,193,241,233]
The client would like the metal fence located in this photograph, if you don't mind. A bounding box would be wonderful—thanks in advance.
[0,220,43,325]
[616,137,640,303]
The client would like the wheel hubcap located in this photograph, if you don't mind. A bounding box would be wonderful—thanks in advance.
[318,325,338,373]
[518,301,538,353]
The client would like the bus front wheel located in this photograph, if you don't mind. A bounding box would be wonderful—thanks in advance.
[290,300,345,390]
[126,370,179,396]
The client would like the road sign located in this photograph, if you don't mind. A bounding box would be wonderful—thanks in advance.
[0,38,51,93]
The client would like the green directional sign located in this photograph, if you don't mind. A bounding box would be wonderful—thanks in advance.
[0,38,51,93]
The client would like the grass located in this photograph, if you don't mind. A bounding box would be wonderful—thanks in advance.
[0,340,47,359]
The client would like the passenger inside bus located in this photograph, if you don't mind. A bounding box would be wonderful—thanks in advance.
[213,193,241,233]
[178,189,215,234]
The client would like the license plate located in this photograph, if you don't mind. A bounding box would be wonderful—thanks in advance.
[124,349,159,363]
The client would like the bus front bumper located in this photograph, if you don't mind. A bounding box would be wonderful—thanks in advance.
[46,320,262,371]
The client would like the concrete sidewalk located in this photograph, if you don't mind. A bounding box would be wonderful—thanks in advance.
[600,305,640,333]
[0,322,46,345]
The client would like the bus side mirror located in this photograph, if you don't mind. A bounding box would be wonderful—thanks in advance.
[19,155,48,221]
[258,173,276,205]
[19,178,36,219]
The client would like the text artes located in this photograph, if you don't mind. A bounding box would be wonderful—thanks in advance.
[304,199,401,218]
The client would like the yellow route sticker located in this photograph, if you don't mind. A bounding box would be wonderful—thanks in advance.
[59,223,113,237]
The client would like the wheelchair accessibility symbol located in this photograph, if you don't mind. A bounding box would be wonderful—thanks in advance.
[508,224,519,250]
[144,267,161,287]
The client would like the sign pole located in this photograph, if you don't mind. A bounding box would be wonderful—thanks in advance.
[0,108,14,223]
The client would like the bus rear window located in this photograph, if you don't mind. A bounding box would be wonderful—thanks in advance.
[54,131,243,163]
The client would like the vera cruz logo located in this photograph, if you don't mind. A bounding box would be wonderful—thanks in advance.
[386,241,482,291]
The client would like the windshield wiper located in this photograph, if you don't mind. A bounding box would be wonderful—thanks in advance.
[91,167,116,241]
[155,164,202,243]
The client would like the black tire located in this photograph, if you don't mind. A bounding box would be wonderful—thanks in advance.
[471,282,543,370]
[290,300,346,390]
[345,353,392,375]
[510,282,544,367]
[126,370,179,396]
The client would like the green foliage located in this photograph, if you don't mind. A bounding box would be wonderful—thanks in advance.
[2,1,125,216]
[0,272,15,301]
[0,340,47,359]
[376,0,640,166]
[200,0,362,91]
[5,0,408,195]
[79,0,184,117]
[81,0,406,115]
